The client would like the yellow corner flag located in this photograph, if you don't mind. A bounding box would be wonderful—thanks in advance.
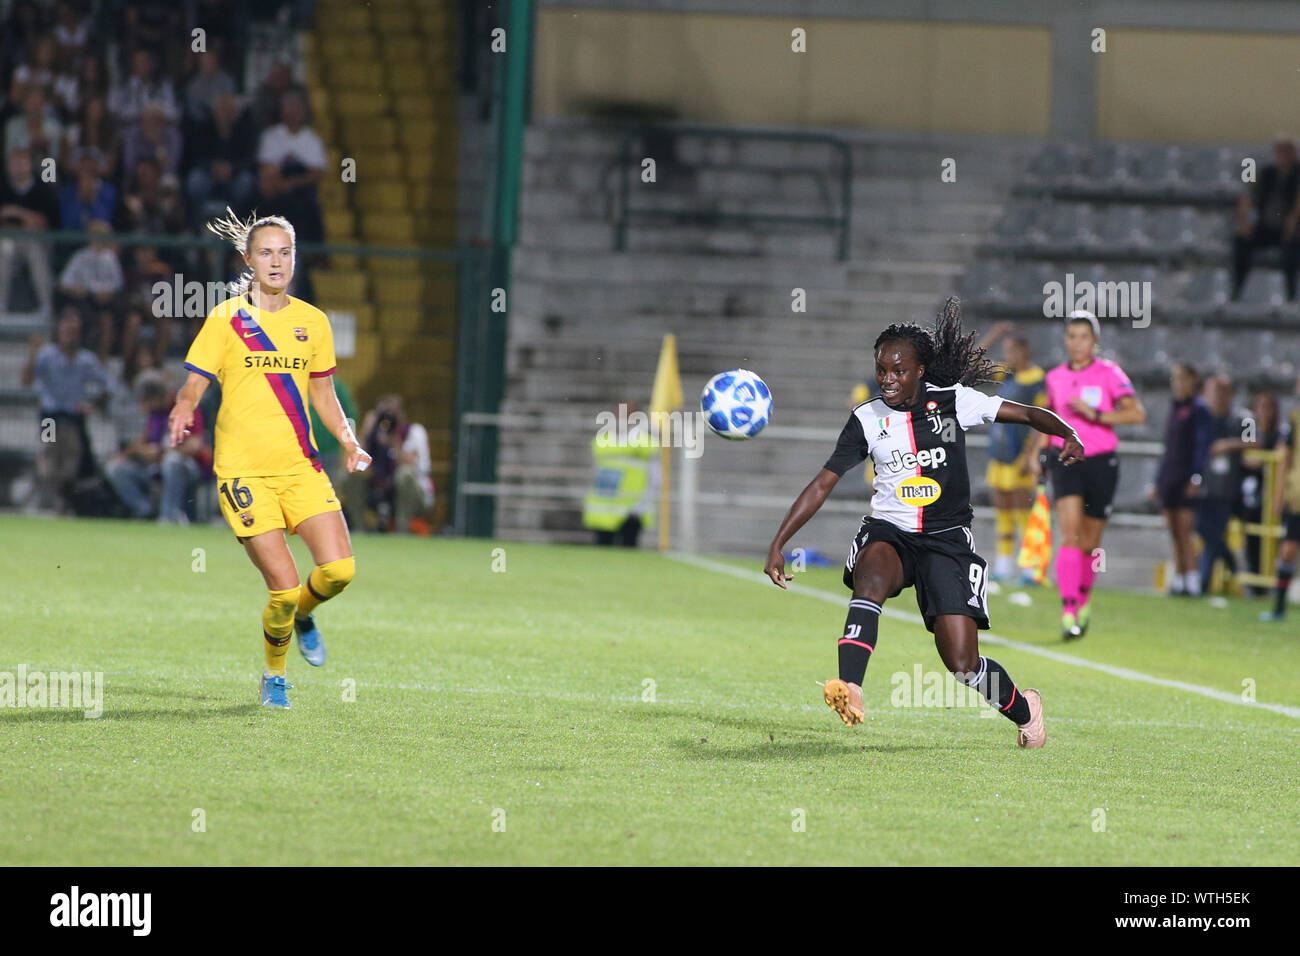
[649,334,683,552]
[650,333,683,421]
[1017,483,1053,585]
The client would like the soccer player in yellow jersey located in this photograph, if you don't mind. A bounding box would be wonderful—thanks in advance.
[167,210,372,708]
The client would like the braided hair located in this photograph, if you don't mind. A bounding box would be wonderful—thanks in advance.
[873,296,998,388]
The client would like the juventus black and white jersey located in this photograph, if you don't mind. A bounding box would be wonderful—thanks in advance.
[823,382,1004,533]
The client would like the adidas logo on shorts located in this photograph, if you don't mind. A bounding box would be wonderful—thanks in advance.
[967,593,982,608]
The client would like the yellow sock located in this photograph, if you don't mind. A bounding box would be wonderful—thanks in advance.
[1013,508,1030,540]
[995,509,1017,557]
[296,556,356,620]
[263,586,300,677]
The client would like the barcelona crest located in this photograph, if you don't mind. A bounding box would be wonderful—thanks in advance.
[294,327,308,342]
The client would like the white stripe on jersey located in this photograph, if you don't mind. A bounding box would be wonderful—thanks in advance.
[850,383,1001,534]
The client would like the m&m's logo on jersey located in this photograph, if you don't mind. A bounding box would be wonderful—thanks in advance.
[294,327,308,342]
[896,475,942,506]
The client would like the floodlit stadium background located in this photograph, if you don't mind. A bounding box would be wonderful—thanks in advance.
[6,0,1300,591]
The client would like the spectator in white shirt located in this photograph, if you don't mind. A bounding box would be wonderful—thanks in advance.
[54,1,91,64]
[108,49,179,131]
[9,34,58,103]
[59,219,125,362]
[256,90,325,243]
[4,88,63,157]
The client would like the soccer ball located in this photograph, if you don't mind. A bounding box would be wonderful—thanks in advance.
[700,369,772,440]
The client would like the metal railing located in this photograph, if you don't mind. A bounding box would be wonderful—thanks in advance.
[612,124,853,261]
[0,227,497,521]
[456,410,1289,591]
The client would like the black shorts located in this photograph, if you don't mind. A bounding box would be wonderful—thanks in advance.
[1048,451,1119,519]
[843,516,990,633]
[1157,483,1194,511]
[1284,510,1300,544]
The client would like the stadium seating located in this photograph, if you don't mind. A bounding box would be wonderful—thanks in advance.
[494,123,1300,565]
[306,0,460,523]
[494,121,1034,551]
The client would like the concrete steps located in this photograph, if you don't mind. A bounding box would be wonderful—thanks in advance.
[492,120,1034,549]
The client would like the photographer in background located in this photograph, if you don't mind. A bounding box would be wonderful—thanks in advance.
[343,394,434,533]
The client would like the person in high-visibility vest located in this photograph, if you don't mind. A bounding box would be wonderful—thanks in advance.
[583,411,660,547]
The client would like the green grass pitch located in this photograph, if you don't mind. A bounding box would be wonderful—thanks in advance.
[3,514,1297,865]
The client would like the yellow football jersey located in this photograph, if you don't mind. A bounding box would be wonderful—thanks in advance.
[184,294,337,479]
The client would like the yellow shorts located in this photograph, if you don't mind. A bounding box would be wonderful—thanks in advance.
[986,460,1036,493]
[216,470,341,538]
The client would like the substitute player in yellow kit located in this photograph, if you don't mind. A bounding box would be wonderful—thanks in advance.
[167,210,372,708]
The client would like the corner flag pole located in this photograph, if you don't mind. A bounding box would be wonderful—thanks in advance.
[649,333,683,552]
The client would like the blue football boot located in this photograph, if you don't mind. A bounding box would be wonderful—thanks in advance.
[295,615,327,667]
[260,673,292,709]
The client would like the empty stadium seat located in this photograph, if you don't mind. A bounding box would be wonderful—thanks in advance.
[1134,145,1183,195]
[1149,206,1200,256]
[1096,205,1150,252]
[1024,142,1079,189]
[1042,203,1097,253]
[1182,268,1231,309]
[1182,146,1239,193]
[1080,144,1135,190]
[956,259,1011,304]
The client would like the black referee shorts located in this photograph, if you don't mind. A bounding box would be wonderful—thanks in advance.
[843,516,990,633]
[1283,510,1300,544]
[1048,451,1119,519]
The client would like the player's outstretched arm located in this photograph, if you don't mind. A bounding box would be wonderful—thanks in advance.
[764,468,840,589]
[168,371,210,448]
[308,375,373,473]
[996,400,1085,465]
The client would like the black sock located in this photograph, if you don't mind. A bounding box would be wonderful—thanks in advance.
[1274,561,1293,616]
[957,656,1031,725]
[837,598,881,686]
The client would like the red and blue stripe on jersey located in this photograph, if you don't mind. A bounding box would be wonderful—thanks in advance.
[230,308,321,472]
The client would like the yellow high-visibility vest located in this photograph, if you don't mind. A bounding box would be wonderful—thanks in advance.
[583,431,656,531]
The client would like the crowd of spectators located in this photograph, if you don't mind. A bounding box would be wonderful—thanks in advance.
[4,0,326,523]
[1,2,327,351]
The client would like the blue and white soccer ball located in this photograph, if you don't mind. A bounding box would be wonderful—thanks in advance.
[700,369,772,440]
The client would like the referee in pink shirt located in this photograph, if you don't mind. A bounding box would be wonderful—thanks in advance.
[1028,311,1147,639]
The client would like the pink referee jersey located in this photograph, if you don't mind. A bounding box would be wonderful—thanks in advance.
[1044,358,1135,456]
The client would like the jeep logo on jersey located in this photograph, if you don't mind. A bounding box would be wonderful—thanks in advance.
[887,446,948,472]
[896,475,942,506]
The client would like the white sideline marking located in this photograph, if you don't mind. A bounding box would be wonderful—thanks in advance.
[670,553,1300,721]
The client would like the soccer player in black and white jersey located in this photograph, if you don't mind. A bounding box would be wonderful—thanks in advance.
[764,299,1084,748]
